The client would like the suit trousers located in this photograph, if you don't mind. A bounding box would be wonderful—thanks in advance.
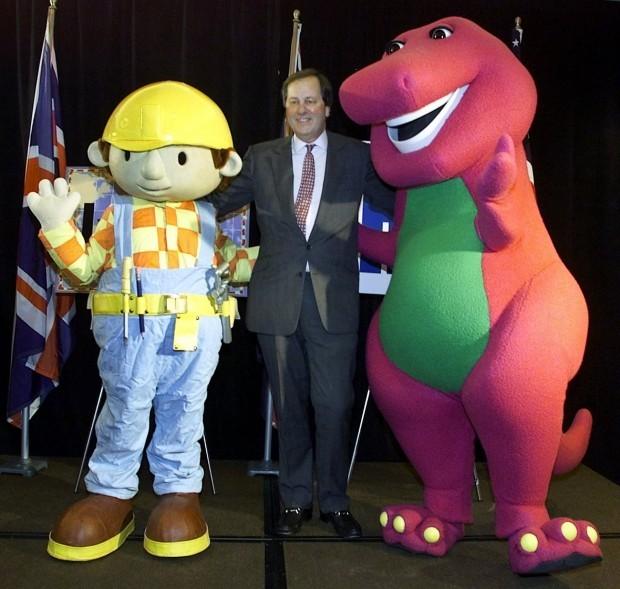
[257,275,358,513]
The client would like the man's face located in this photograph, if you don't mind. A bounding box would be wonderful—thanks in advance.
[284,76,330,143]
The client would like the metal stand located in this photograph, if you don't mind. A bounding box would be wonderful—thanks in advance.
[247,386,279,476]
[473,464,483,501]
[347,388,484,501]
[347,388,370,483]
[74,385,217,495]
[0,406,47,477]
[73,385,105,493]
[202,433,217,495]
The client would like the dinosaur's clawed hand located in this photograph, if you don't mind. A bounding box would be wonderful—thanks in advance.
[477,134,517,203]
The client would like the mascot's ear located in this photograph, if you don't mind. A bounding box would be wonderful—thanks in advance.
[87,140,109,167]
[219,151,242,177]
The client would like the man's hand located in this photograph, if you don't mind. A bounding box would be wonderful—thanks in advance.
[27,178,81,231]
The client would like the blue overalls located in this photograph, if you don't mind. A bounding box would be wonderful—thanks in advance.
[84,196,222,499]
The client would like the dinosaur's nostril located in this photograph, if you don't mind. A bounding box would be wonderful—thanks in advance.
[402,75,415,91]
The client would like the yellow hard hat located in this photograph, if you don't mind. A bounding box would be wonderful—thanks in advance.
[102,81,233,151]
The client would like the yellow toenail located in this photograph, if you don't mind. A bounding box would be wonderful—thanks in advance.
[520,533,539,553]
[379,512,388,528]
[561,522,578,541]
[423,526,441,544]
[393,515,405,534]
[586,526,598,544]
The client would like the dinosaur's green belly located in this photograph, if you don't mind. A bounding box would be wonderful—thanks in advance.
[379,179,489,393]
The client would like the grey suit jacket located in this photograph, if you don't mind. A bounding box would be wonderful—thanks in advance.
[210,131,393,336]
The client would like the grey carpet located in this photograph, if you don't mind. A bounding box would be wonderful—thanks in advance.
[0,458,618,588]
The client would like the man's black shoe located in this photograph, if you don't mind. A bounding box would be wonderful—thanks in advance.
[320,510,362,539]
[274,506,312,536]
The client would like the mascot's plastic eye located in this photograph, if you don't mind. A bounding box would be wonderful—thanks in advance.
[385,40,405,55]
[124,151,131,162]
[429,26,453,40]
[178,152,187,165]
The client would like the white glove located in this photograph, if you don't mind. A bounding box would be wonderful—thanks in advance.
[27,178,82,231]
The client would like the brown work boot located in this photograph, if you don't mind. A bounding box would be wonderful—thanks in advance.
[143,492,209,557]
[47,494,134,561]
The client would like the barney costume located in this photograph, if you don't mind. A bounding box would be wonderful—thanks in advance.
[339,17,602,574]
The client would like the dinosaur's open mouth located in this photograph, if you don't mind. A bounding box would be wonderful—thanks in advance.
[386,84,468,153]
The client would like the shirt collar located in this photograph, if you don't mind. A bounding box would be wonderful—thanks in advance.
[292,130,328,154]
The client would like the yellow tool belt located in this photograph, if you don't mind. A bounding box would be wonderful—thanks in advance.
[90,292,234,318]
[89,292,237,351]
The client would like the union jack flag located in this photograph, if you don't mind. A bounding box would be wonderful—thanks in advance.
[7,6,75,425]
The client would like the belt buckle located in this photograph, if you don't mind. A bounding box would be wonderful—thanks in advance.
[165,294,188,315]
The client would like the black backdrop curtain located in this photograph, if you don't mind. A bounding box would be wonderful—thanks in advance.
[1,0,618,484]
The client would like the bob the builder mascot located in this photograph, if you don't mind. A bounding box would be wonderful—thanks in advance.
[339,18,602,574]
[27,81,257,560]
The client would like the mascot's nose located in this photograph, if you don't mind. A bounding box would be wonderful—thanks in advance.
[141,150,166,180]
[340,60,405,125]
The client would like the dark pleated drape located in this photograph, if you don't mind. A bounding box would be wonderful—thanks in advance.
[1,0,618,484]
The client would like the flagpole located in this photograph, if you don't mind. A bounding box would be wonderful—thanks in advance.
[18,0,60,475]
[287,10,302,77]
[283,9,302,137]
[49,1,58,37]
[0,406,47,476]
[0,0,63,477]
[510,16,535,184]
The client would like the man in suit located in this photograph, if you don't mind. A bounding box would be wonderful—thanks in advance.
[210,68,393,538]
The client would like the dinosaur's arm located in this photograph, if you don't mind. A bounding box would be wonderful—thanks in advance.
[358,224,397,266]
[473,134,524,251]
[358,189,407,266]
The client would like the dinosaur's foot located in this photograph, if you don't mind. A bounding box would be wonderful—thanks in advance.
[379,504,464,557]
[509,518,602,575]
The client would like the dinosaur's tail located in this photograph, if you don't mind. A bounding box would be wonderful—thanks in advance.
[553,408,593,475]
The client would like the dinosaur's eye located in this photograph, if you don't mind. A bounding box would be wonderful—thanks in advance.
[124,150,131,161]
[178,151,187,165]
[384,40,404,55]
[429,26,453,40]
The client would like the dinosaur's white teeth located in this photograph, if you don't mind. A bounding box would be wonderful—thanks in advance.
[386,93,452,127]
[386,84,469,153]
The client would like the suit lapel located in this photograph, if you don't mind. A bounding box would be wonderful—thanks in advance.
[269,138,297,222]
[310,132,345,242]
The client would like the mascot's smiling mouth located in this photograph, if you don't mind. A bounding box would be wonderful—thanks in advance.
[138,184,172,193]
[386,84,469,153]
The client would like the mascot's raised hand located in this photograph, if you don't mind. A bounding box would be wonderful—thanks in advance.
[340,17,601,575]
[27,178,81,231]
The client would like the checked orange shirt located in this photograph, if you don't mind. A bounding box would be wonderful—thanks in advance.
[39,198,257,289]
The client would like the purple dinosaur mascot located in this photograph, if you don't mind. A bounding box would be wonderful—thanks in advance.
[339,17,602,574]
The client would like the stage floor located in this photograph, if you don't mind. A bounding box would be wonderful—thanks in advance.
[0,458,618,588]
